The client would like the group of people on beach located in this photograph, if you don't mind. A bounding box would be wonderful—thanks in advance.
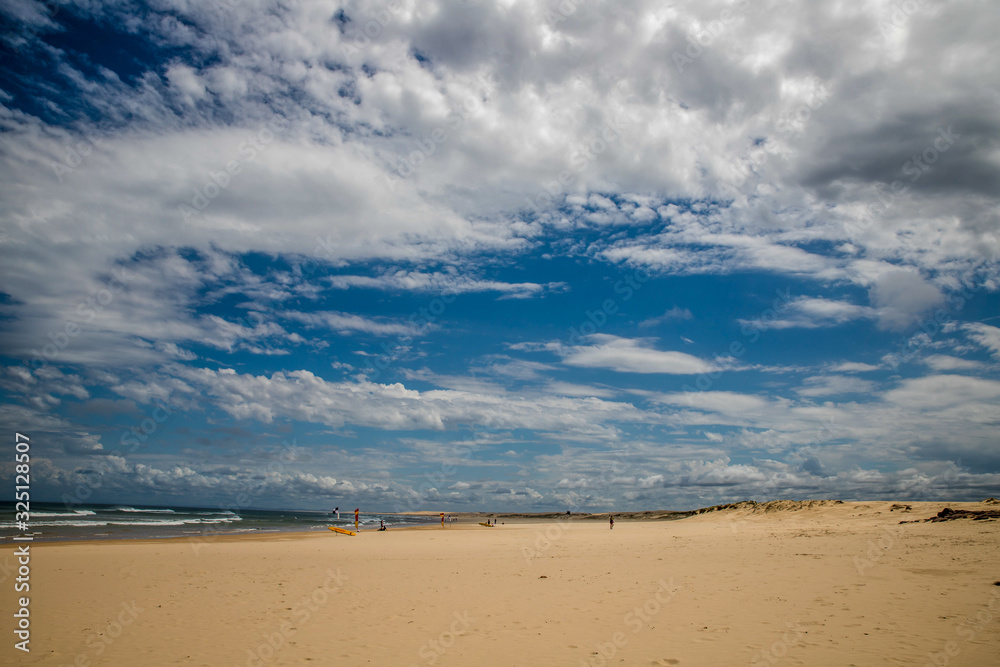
[333,507,617,531]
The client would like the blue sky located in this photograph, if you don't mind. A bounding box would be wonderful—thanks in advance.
[1,0,999,511]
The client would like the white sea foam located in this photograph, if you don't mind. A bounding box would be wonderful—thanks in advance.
[0,516,239,529]
[117,507,176,513]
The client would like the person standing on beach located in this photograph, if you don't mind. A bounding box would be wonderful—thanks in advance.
[334,507,339,520]
[610,515,614,530]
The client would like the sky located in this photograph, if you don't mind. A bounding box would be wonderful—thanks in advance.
[1,0,998,512]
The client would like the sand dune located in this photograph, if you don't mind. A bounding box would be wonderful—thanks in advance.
[3,500,998,666]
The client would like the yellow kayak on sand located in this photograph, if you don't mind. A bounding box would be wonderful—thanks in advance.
[478,522,493,527]
[328,526,357,536]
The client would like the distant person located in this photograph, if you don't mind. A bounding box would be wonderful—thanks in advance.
[610,515,614,530]
[379,520,386,531]
[334,506,340,520]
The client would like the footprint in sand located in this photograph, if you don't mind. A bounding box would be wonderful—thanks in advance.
[653,660,680,665]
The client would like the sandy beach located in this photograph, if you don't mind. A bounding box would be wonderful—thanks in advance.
[3,500,999,666]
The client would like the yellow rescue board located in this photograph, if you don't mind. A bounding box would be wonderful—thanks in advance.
[328,526,357,536]
[478,522,493,527]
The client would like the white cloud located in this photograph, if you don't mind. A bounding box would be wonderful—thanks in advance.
[922,354,986,372]
[284,311,421,337]
[601,235,848,282]
[328,271,564,298]
[962,323,1000,359]
[882,374,1000,411]
[170,366,665,438]
[654,390,771,417]
[741,296,873,330]
[155,342,197,361]
[0,0,996,377]
[544,381,618,399]
[472,357,556,381]
[401,368,508,395]
[829,361,880,373]
[2,365,90,402]
[795,375,875,397]
[640,306,694,328]
[561,335,720,375]
[0,0,60,30]
[165,64,208,106]
[868,271,946,331]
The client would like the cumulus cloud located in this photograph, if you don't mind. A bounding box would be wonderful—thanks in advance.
[170,366,663,438]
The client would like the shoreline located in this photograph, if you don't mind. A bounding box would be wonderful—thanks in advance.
[5,498,997,545]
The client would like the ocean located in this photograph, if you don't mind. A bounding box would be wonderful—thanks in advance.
[0,501,436,542]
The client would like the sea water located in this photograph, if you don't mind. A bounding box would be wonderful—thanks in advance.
[0,501,435,542]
